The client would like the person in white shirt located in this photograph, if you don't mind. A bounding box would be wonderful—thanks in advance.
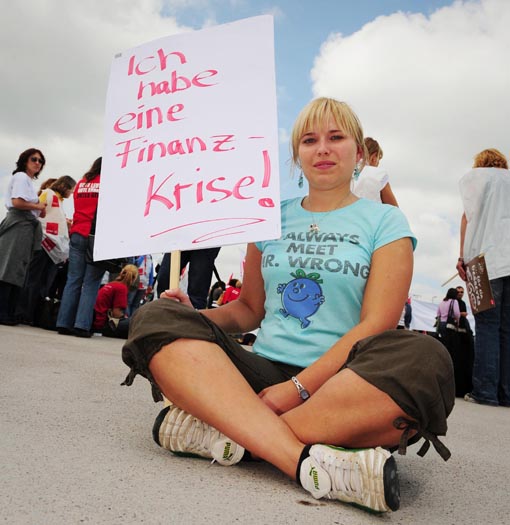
[352,137,399,206]
[0,148,47,324]
[457,148,510,407]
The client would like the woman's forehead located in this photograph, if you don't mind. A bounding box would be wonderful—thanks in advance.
[302,116,345,133]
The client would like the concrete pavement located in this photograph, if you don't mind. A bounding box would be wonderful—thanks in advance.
[1,324,509,524]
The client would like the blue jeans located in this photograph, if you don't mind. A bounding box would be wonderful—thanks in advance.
[56,233,105,331]
[472,276,510,406]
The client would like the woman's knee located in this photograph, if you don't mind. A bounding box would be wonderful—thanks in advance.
[149,339,220,374]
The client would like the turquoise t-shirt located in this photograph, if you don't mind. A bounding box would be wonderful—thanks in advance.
[253,197,416,367]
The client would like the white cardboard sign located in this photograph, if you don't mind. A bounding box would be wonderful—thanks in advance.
[96,15,280,260]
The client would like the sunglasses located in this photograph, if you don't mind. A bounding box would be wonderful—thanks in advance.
[30,156,43,164]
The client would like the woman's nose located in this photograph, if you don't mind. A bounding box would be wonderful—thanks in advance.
[317,138,330,155]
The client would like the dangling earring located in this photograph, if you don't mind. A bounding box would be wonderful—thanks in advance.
[298,171,304,188]
[353,163,361,181]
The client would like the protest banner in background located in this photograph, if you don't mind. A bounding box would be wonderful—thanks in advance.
[95,16,280,260]
[465,254,495,314]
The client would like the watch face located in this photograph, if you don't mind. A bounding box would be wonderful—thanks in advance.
[300,389,310,401]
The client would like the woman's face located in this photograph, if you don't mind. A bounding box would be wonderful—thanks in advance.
[64,185,76,198]
[298,117,361,192]
[25,153,44,178]
[369,152,381,167]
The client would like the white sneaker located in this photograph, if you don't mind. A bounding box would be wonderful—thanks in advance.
[299,445,400,512]
[152,405,245,466]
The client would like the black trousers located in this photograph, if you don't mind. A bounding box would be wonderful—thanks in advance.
[0,281,20,322]
[16,250,58,324]
[156,248,221,309]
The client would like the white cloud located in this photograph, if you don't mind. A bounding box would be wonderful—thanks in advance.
[0,0,190,188]
[310,0,510,298]
[278,127,290,144]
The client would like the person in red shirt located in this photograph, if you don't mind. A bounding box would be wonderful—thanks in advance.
[219,278,242,305]
[93,264,139,339]
[56,157,104,337]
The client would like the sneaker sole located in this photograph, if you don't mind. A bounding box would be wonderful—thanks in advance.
[383,455,400,511]
[152,405,169,447]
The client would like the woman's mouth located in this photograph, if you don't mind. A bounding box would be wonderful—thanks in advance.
[314,161,335,169]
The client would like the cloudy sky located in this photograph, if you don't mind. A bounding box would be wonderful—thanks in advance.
[1,0,508,300]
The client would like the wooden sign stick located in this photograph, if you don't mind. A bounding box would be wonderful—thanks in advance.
[169,250,181,289]
[163,250,181,407]
[441,272,459,287]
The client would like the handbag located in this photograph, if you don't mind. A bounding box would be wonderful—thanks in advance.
[86,210,131,273]
[34,297,61,331]
[39,189,70,264]
[445,300,458,331]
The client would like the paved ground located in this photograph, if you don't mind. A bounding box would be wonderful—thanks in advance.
[1,324,509,524]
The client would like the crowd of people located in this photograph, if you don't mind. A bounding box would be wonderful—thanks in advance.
[0,150,238,338]
[1,97,509,514]
[0,153,155,337]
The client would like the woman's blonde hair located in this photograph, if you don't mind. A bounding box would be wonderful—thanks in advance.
[117,264,139,288]
[290,97,366,170]
[473,148,508,169]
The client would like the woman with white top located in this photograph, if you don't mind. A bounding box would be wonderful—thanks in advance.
[352,137,399,206]
[0,148,47,324]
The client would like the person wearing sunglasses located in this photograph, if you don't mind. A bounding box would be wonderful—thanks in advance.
[0,148,47,325]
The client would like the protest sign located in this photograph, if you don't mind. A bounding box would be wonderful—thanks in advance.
[465,254,495,314]
[95,15,280,261]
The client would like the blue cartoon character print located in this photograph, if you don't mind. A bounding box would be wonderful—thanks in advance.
[277,269,325,328]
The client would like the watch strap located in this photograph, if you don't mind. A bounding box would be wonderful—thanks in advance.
[291,376,310,401]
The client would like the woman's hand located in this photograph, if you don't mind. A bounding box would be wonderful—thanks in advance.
[258,380,302,415]
[160,288,194,308]
[38,202,47,218]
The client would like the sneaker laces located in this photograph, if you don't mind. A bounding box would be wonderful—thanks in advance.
[157,405,244,466]
[182,417,223,465]
[317,448,363,499]
[176,412,221,456]
[303,445,399,513]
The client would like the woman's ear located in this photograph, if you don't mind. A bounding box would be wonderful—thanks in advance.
[356,145,364,163]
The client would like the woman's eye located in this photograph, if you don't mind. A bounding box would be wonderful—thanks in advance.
[302,137,316,144]
[331,134,344,141]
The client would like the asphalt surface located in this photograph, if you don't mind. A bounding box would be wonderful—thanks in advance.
[1,324,509,524]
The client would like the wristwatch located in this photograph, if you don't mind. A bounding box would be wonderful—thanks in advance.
[291,376,310,401]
